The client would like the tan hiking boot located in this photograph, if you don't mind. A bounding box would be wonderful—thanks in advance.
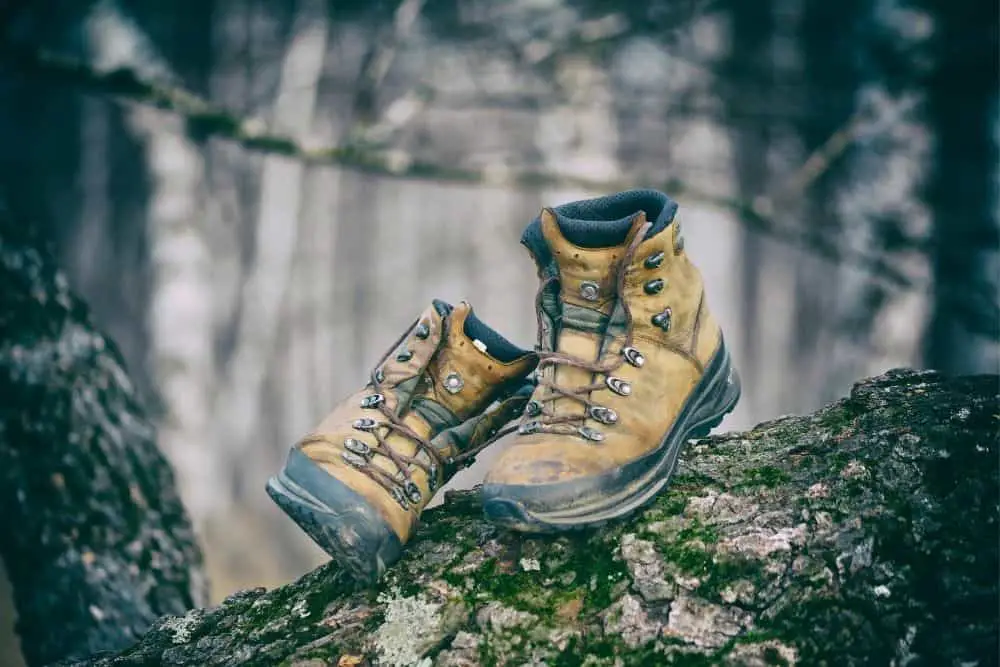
[267,300,536,581]
[482,190,740,533]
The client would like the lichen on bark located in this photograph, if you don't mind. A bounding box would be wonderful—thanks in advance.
[63,367,997,667]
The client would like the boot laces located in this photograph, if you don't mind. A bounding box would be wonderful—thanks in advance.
[303,319,527,509]
[523,220,652,440]
[300,319,445,509]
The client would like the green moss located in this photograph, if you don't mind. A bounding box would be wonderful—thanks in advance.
[815,400,863,433]
[676,520,721,544]
[669,471,717,489]
[649,488,689,516]
[736,465,791,489]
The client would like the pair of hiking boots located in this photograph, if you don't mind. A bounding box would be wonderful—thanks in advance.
[266,189,741,582]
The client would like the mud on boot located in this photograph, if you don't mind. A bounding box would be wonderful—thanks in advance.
[267,300,536,582]
[482,190,741,533]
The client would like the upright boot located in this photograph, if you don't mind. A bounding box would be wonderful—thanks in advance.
[267,300,536,581]
[482,190,740,533]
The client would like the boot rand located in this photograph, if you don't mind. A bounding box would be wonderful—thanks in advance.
[268,300,536,581]
[482,190,741,533]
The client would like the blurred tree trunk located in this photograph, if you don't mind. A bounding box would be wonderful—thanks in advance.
[81,1,219,525]
[922,0,1000,374]
[796,0,863,395]
[722,0,773,414]
[0,203,208,667]
[63,368,998,667]
[215,0,328,510]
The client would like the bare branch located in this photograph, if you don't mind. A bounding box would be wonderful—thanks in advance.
[1,44,919,290]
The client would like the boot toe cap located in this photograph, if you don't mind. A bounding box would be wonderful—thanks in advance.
[268,448,403,581]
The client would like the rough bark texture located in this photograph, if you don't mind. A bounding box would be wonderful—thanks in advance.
[0,207,209,667]
[66,368,997,667]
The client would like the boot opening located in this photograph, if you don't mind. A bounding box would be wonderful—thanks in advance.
[552,189,679,248]
[463,309,529,362]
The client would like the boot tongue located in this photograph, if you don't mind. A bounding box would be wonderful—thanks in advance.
[531,209,648,424]
[539,207,647,323]
[415,301,535,429]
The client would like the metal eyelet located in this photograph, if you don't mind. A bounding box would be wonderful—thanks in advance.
[673,223,685,254]
[524,400,542,417]
[588,405,619,425]
[579,281,601,301]
[428,464,439,491]
[352,418,377,432]
[644,251,665,269]
[643,278,665,295]
[361,393,385,409]
[651,308,672,332]
[374,368,385,383]
[518,420,542,435]
[578,426,605,442]
[390,486,409,509]
[414,322,430,339]
[622,347,645,368]
[341,450,369,468]
[343,438,372,458]
[606,376,632,396]
[443,372,464,394]
[404,480,423,504]
[396,349,413,362]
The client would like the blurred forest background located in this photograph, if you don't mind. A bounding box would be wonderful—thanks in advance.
[0,0,996,638]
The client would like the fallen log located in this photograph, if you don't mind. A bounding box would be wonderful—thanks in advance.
[65,368,998,666]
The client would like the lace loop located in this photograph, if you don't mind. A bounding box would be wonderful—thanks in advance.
[528,220,652,437]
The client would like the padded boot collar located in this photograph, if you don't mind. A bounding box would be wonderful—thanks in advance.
[520,189,679,273]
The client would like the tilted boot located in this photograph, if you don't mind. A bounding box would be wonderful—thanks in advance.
[267,300,536,581]
[482,190,740,533]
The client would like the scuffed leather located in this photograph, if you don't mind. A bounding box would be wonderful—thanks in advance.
[299,301,535,542]
[486,210,722,488]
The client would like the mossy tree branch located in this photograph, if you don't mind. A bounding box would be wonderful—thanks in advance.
[64,369,998,667]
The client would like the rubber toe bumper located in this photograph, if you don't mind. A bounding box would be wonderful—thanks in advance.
[266,448,402,583]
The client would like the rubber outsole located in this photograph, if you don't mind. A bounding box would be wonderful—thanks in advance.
[265,449,402,583]
[481,338,741,534]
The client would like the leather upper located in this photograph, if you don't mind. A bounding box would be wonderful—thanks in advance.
[298,301,536,541]
[485,207,721,489]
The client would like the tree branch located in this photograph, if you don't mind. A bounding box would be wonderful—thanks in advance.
[0,44,919,290]
[63,369,999,667]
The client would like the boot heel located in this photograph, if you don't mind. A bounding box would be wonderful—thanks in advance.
[685,338,741,440]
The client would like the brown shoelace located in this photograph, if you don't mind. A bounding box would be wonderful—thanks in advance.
[299,316,447,507]
[303,317,528,507]
[523,219,652,438]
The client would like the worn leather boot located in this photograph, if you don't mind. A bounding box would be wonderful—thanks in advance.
[267,300,536,581]
[482,190,740,533]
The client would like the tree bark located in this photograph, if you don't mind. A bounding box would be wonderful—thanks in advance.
[0,206,208,667]
[63,368,997,667]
